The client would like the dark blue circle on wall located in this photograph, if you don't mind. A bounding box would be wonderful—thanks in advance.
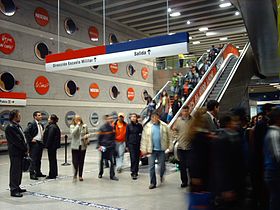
[0,0,16,16]
[65,111,76,127]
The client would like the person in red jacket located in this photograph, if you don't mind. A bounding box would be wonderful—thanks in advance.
[114,113,127,173]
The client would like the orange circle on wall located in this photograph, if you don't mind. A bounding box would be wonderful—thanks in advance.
[34,7,49,26]
[127,88,135,101]
[89,83,100,98]
[88,26,99,42]
[141,67,149,80]
[0,33,16,55]
[34,76,49,95]
[109,63,118,74]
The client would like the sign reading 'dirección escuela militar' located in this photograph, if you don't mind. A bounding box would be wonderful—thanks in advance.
[45,32,189,72]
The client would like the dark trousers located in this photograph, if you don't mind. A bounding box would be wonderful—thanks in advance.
[265,172,280,210]
[179,59,184,68]
[128,143,140,176]
[9,155,23,193]
[72,147,86,177]
[177,149,189,185]
[99,148,115,178]
[30,141,44,176]
[47,149,58,178]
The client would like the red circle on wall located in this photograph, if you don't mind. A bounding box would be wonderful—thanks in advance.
[109,63,118,74]
[0,33,16,55]
[34,76,49,95]
[88,26,99,42]
[34,7,49,26]
[89,83,100,98]
[127,88,135,101]
[141,67,149,80]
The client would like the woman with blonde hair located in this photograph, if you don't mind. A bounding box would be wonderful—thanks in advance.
[70,115,89,181]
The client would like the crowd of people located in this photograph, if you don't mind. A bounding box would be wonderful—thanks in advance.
[4,102,280,210]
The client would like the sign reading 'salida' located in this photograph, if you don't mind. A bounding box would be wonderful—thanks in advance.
[45,32,189,72]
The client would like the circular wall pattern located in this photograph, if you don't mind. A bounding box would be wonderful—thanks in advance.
[65,111,76,127]
[90,65,99,70]
[64,18,77,34]
[0,72,16,92]
[0,33,16,55]
[110,86,119,99]
[35,42,50,60]
[126,64,136,77]
[0,0,16,16]
[127,88,135,101]
[0,110,10,131]
[109,63,118,74]
[89,112,99,126]
[141,67,149,80]
[34,76,49,95]
[109,34,118,44]
[89,83,100,98]
[34,7,49,26]
[64,80,78,97]
[88,26,99,42]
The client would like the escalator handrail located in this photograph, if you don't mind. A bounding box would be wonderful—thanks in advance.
[168,44,229,128]
[192,54,238,113]
[216,42,251,102]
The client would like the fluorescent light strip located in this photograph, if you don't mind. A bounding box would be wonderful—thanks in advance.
[193,41,200,45]
[219,2,232,8]
[199,27,208,32]
[170,12,181,17]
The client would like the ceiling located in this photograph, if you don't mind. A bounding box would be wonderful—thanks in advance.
[69,0,249,56]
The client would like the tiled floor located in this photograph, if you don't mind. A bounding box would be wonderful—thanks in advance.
[0,143,189,210]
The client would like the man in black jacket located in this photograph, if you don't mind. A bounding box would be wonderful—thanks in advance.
[126,113,143,180]
[5,110,28,197]
[97,114,118,181]
[24,111,45,180]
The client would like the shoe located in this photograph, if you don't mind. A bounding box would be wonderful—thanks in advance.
[149,184,156,189]
[132,174,137,180]
[46,176,56,179]
[160,176,164,183]
[79,177,84,181]
[98,174,102,179]
[11,192,23,197]
[117,168,122,173]
[19,188,27,193]
[181,183,188,188]
[110,176,119,181]
[30,175,38,180]
[37,174,46,177]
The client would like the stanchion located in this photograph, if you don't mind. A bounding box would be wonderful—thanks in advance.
[61,135,71,166]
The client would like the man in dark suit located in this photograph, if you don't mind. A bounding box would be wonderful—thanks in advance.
[205,100,220,131]
[5,110,28,197]
[24,111,45,180]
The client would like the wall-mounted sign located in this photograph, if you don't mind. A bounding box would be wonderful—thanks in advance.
[65,111,76,127]
[34,76,49,95]
[0,110,10,130]
[65,80,78,97]
[127,88,135,101]
[89,112,99,126]
[89,83,100,98]
[0,72,16,92]
[109,63,118,74]
[88,26,99,42]
[34,7,49,26]
[141,67,149,80]
[35,42,50,60]
[46,32,189,72]
[0,33,15,55]
[0,92,27,106]
[127,64,136,77]
[110,86,119,100]
[64,18,77,35]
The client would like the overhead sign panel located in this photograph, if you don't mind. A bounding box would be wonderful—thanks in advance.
[46,32,189,72]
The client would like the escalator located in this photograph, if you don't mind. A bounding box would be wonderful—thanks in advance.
[169,42,252,127]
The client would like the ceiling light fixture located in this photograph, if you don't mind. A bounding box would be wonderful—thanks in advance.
[199,27,208,32]
[187,20,191,25]
[193,41,200,45]
[235,11,240,15]
[189,36,192,40]
[219,2,232,8]
[167,8,172,13]
[236,46,240,49]
[220,37,228,41]
[170,12,181,17]
[168,32,175,35]
[206,32,217,36]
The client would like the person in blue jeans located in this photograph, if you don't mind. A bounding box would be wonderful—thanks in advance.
[263,108,280,210]
[141,111,172,189]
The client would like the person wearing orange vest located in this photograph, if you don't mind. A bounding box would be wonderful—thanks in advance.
[114,113,127,173]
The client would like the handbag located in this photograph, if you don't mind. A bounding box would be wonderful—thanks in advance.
[22,156,32,172]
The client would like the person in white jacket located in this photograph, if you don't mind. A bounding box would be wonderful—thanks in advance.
[70,115,89,181]
[141,111,172,189]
